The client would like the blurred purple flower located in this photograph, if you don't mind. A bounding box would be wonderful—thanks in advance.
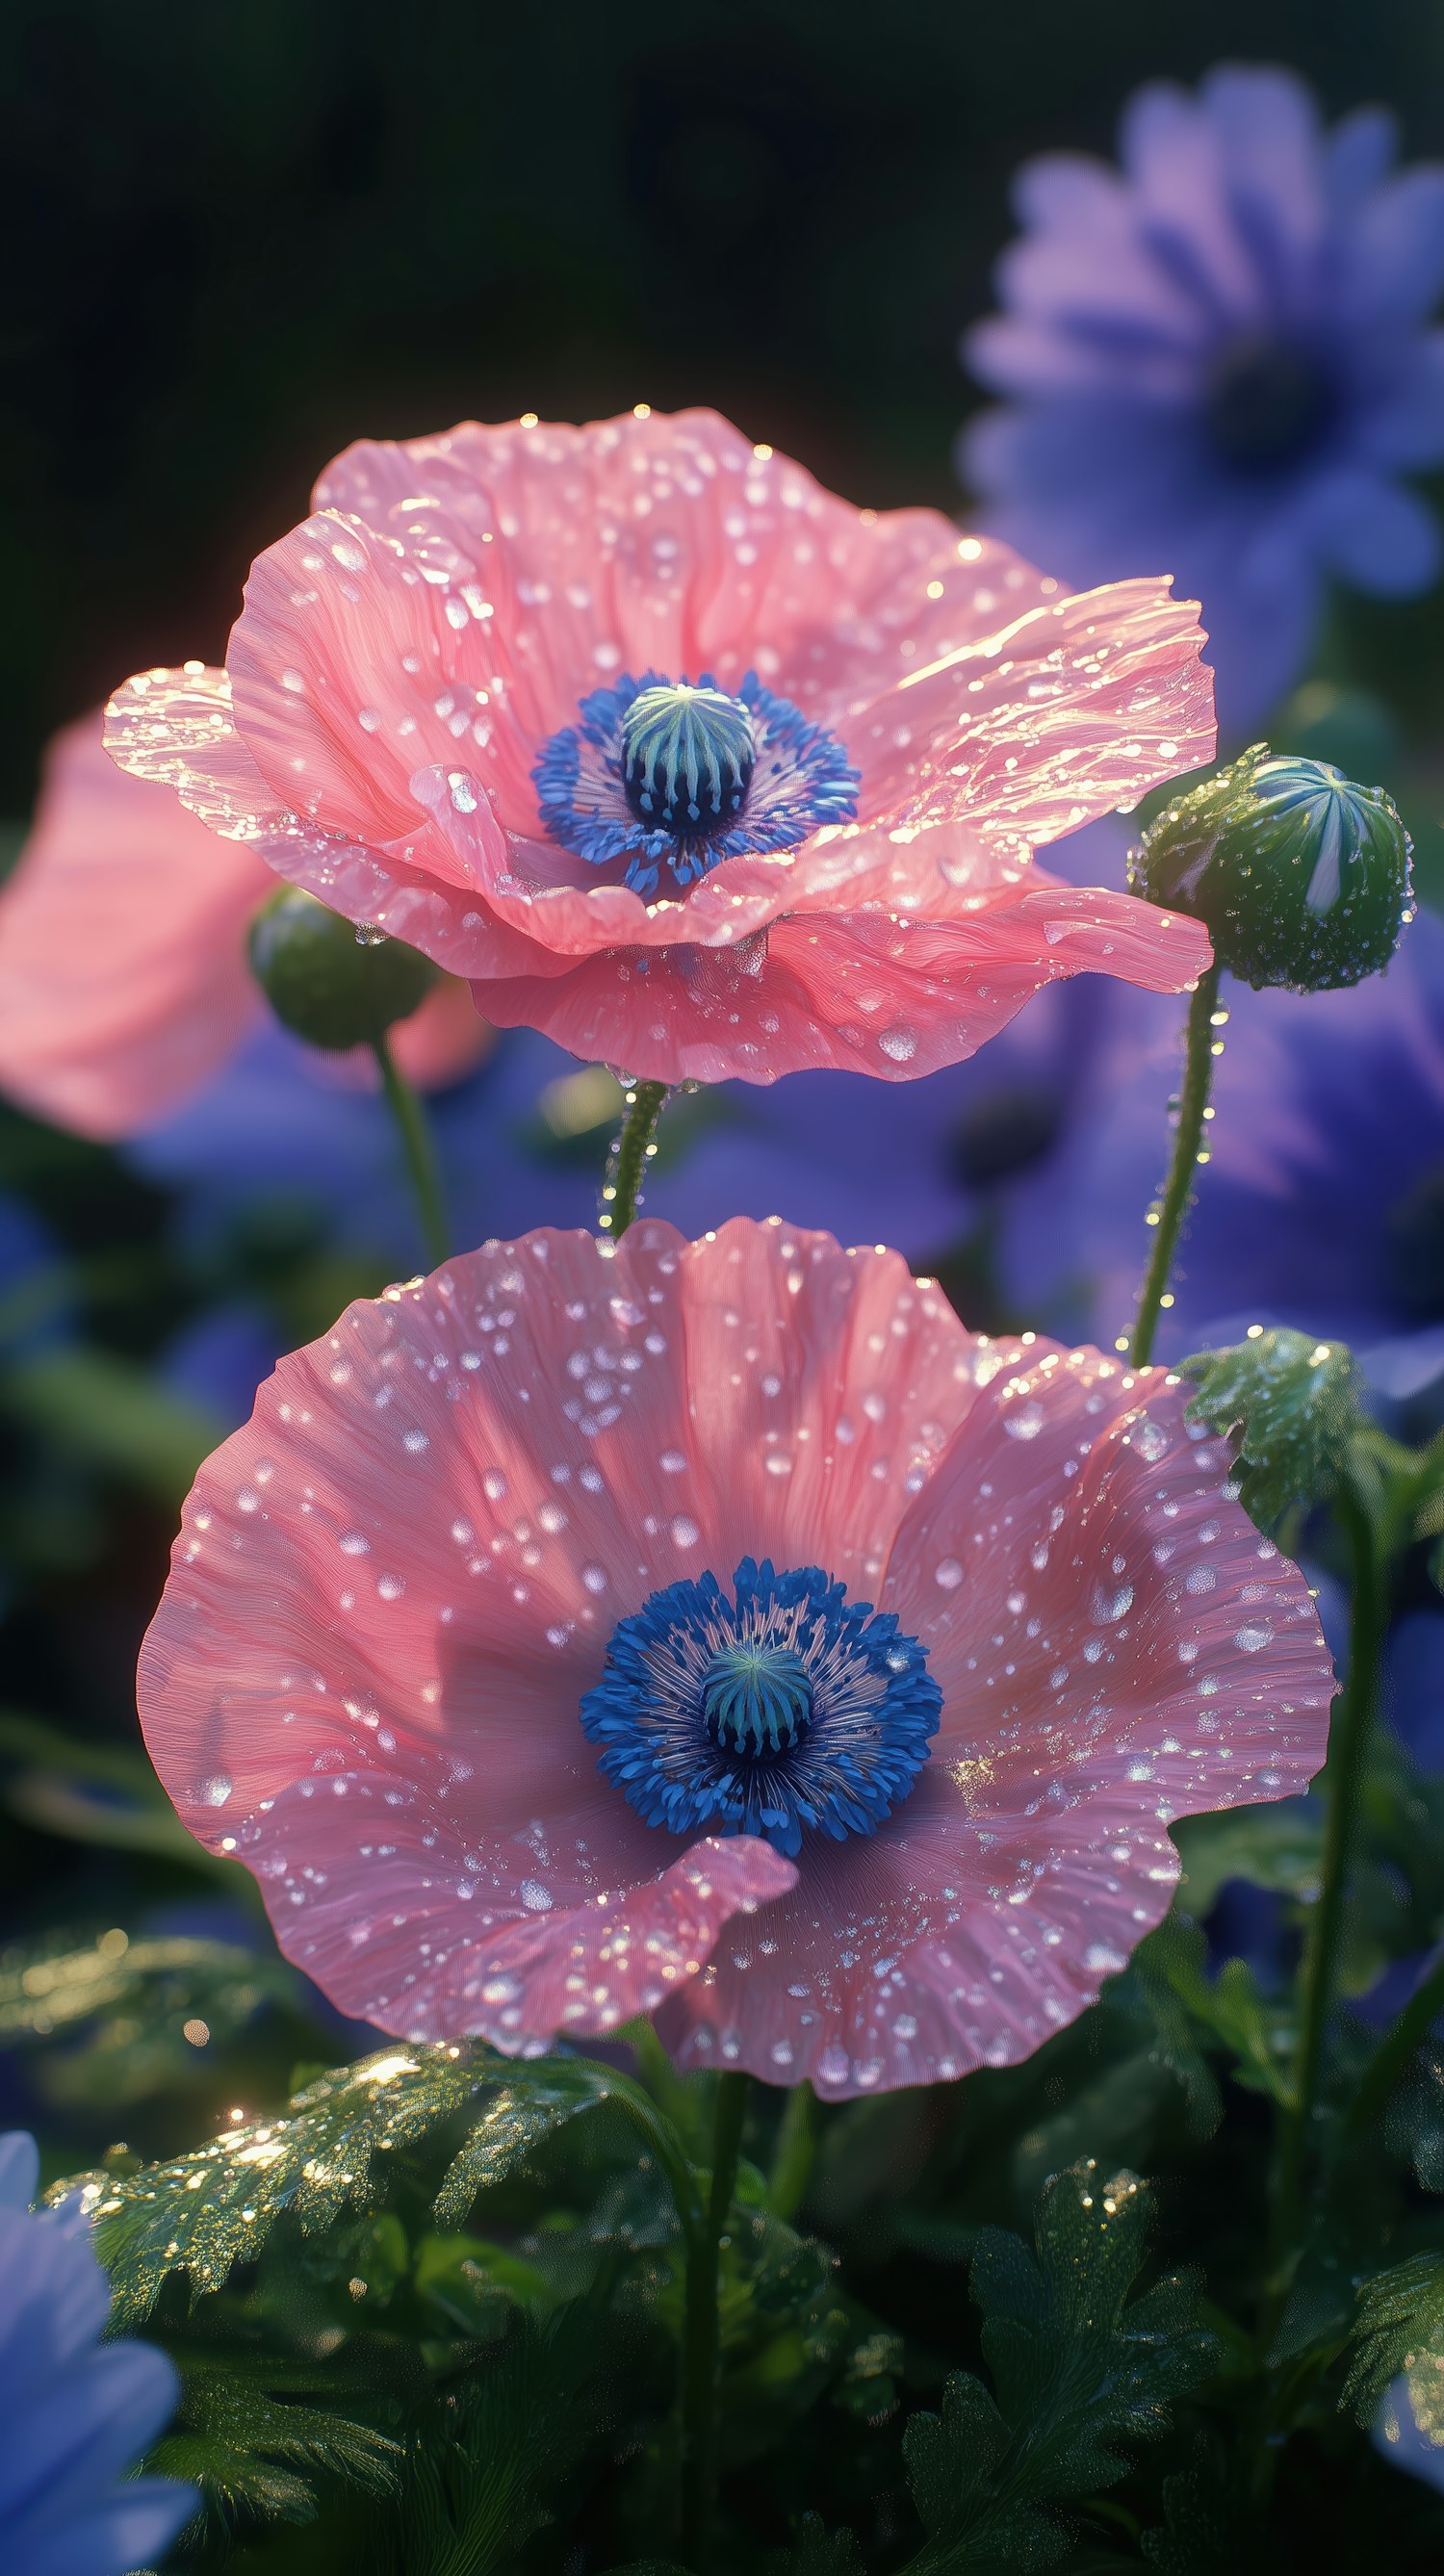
[961,64,1444,730]
[133,1021,604,1271]
[0,2131,193,2574]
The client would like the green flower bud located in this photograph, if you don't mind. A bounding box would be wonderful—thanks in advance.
[247,887,437,1051]
[1128,743,1412,992]
[1179,1327,1361,1527]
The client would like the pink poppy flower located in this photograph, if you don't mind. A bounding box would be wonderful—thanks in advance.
[0,709,491,1142]
[139,1218,1332,2099]
[105,407,1217,1089]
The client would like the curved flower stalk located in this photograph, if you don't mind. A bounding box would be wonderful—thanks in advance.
[0,2130,194,2572]
[0,710,490,1141]
[105,407,1216,1090]
[138,1218,1332,2100]
[962,64,1444,730]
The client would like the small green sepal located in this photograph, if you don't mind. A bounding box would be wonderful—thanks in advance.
[1179,1327,1361,1526]
[1129,744,1412,992]
[247,886,437,1051]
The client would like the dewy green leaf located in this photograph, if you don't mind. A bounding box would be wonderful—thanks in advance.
[147,2349,402,2535]
[1343,2251,1444,2425]
[897,2162,1217,2572]
[1179,1327,1360,1528]
[54,2042,692,2325]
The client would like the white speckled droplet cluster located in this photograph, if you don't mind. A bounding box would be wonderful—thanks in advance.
[102,405,1215,1093]
[140,1216,1334,2100]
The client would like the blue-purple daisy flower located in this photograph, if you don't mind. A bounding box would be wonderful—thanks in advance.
[960,64,1444,730]
[0,2131,194,2574]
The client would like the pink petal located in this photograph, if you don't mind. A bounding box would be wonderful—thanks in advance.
[312,410,1004,752]
[0,710,270,1138]
[245,1772,793,2048]
[661,1346,1333,2097]
[846,575,1215,852]
[102,418,1217,1085]
[467,874,1211,1086]
[146,1221,961,2040]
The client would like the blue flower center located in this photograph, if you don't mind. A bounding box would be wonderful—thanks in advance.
[532,669,861,900]
[621,682,756,838]
[1204,336,1334,475]
[702,1641,812,1754]
[579,1556,940,1859]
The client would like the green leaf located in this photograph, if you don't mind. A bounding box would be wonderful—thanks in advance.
[1143,1919,1295,2106]
[898,2162,1217,2572]
[147,2349,401,2534]
[369,2296,611,2576]
[762,2510,866,2574]
[0,1345,222,1505]
[431,2057,634,2228]
[1343,2251,1444,2424]
[1179,1328,1360,1527]
[1170,1802,1322,1919]
[59,2042,690,2325]
[0,1927,306,2105]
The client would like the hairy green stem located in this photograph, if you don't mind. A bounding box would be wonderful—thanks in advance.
[601,1078,670,1240]
[372,1034,449,1269]
[1129,964,1222,1368]
[681,2071,747,2564]
[1272,1481,1384,2288]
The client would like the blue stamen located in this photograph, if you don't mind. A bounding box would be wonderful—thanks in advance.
[579,1556,940,1858]
[532,669,861,899]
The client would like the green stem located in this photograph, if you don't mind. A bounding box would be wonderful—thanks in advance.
[1129,964,1222,1367]
[767,2080,816,2223]
[602,1079,670,1240]
[681,2070,747,2565]
[372,1034,449,1270]
[1271,1481,1384,2289]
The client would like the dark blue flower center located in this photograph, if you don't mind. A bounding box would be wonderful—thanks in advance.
[702,1641,812,1754]
[621,682,756,838]
[532,669,861,900]
[1204,335,1335,475]
[579,1556,940,1858]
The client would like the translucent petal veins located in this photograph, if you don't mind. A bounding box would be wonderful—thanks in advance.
[579,1556,941,1858]
[532,669,861,898]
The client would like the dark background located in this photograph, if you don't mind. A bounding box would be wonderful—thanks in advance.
[4,0,1443,810]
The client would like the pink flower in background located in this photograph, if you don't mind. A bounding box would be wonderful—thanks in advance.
[107,407,1217,1088]
[0,710,491,1142]
[139,1218,1332,2099]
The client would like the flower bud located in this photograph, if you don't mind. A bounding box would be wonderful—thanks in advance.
[1128,744,1412,992]
[1179,1327,1360,1527]
[247,887,437,1051]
